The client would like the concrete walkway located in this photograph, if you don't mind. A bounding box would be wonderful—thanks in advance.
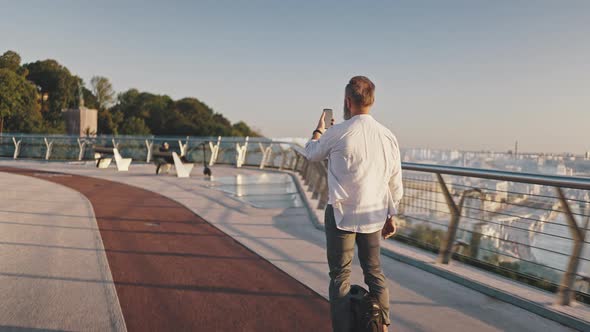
[0,160,580,331]
[1,167,330,332]
[0,171,126,331]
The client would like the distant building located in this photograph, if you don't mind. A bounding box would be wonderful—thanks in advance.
[62,106,97,136]
[556,163,565,175]
[399,173,451,218]
[495,181,509,202]
[62,87,97,136]
[556,163,573,176]
[511,183,542,199]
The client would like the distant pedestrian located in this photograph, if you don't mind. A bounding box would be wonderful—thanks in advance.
[160,142,170,153]
[304,76,403,332]
[156,142,171,174]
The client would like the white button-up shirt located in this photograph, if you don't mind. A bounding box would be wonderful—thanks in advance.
[304,114,403,233]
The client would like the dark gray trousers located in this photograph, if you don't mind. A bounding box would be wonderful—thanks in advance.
[325,205,390,332]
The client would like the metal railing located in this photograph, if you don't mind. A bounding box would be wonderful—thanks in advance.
[286,149,590,307]
[1,133,589,306]
[0,133,299,169]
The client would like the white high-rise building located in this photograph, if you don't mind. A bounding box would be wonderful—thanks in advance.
[495,181,509,202]
[557,163,567,176]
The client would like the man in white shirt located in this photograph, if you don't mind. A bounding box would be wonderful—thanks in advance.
[304,76,403,332]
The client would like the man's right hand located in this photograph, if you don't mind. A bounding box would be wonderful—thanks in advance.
[382,217,396,239]
[316,111,327,133]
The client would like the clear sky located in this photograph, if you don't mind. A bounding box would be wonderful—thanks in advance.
[1,0,589,153]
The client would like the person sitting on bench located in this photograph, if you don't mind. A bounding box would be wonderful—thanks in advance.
[155,142,173,174]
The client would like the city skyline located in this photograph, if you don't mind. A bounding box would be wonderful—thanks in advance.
[1,1,589,153]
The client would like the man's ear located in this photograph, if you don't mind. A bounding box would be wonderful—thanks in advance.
[345,97,351,109]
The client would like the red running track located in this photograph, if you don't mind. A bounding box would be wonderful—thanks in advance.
[1,167,331,332]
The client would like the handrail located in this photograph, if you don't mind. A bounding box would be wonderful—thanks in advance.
[2,133,589,306]
[403,162,590,191]
[0,133,297,145]
[289,150,590,190]
[290,149,590,307]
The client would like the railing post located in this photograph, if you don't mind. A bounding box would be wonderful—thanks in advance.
[208,141,216,166]
[215,136,221,163]
[235,143,242,168]
[299,158,309,176]
[77,138,86,161]
[12,137,21,159]
[258,143,272,169]
[178,139,188,157]
[236,136,249,168]
[208,136,221,166]
[145,139,153,163]
[289,153,298,170]
[279,145,291,170]
[436,173,460,264]
[302,160,313,185]
[555,187,585,306]
[279,149,287,169]
[44,137,53,160]
[295,154,305,173]
[308,165,318,194]
[312,167,325,200]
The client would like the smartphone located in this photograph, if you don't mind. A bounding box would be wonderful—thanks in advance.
[323,108,333,129]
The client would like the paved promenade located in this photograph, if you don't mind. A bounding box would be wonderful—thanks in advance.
[0,166,329,331]
[0,171,125,331]
[0,160,584,331]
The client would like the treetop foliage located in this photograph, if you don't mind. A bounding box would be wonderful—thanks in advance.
[0,50,260,137]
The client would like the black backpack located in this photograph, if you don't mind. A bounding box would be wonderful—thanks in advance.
[349,285,384,332]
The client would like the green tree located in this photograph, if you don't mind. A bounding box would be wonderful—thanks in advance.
[119,116,151,135]
[0,50,21,72]
[232,121,260,137]
[24,59,80,131]
[82,87,99,109]
[97,110,118,135]
[90,76,115,110]
[139,93,174,134]
[171,97,214,135]
[112,89,176,135]
[0,50,28,77]
[0,68,43,134]
[2,50,261,137]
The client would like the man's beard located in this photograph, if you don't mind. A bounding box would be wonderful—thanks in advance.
[343,103,352,120]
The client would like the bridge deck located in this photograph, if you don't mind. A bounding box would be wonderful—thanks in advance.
[0,171,126,331]
[0,160,584,331]
[0,166,329,331]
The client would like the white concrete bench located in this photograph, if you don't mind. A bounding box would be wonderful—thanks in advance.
[153,150,194,178]
[172,152,194,178]
[113,148,132,171]
[94,146,132,171]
